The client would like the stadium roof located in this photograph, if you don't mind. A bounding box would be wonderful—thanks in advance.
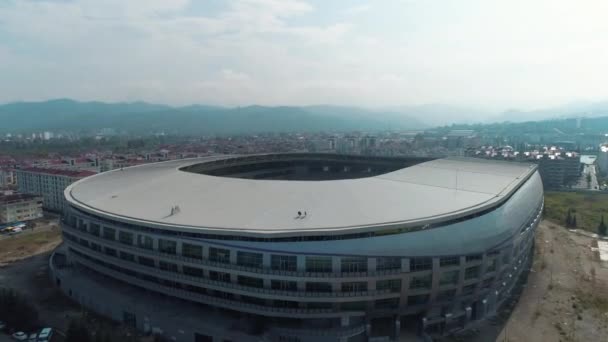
[66,155,537,237]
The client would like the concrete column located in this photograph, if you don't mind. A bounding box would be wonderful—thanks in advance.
[152,237,159,251]
[202,245,209,259]
[332,257,341,274]
[399,274,410,307]
[229,250,237,265]
[341,316,350,327]
[401,258,410,273]
[263,278,271,289]
[368,257,377,273]
[394,316,401,340]
[465,306,472,325]
[457,257,466,296]
[262,253,271,269]
[296,255,306,272]
[430,258,441,300]
[175,241,182,256]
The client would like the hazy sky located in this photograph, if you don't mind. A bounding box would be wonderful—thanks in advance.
[1,0,607,110]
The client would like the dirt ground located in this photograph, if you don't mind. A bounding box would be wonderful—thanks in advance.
[450,221,608,342]
[495,221,608,342]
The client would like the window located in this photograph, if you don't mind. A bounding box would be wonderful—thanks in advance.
[209,247,230,263]
[79,238,89,248]
[119,251,135,262]
[410,274,432,290]
[341,257,367,273]
[305,282,332,292]
[241,295,265,306]
[118,231,133,245]
[90,242,101,252]
[237,275,264,288]
[305,256,332,273]
[486,258,497,273]
[182,243,203,260]
[271,254,297,271]
[440,256,460,267]
[137,235,154,250]
[466,254,482,263]
[273,300,298,309]
[89,223,100,236]
[462,283,476,296]
[158,239,177,255]
[465,266,481,280]
[502,250,511,264]
[138,256,155,268]
[209,271,231,283]
[183,266,204,278]
[237,251,263,268]
[102,227,116,241]
[271,280,297,291]
[482,277,494,289]
[376,279,401,293]
[407,295,429,305]
[376,257,401,271]
[104,247,116,257]
[341,281,367,292]
[375,298,399,309]
[439,270,459,286]
[159,261,179,273]
[307,302,332,310]
[437,289,456,301]
[341,301,367,310]
[410,257,432,271]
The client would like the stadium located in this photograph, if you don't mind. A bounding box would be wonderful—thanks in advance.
[53,153,543,342]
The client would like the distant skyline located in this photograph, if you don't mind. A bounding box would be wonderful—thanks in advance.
[1,0,607,111]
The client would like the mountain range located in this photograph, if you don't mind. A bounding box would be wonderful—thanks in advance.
[0,99,427,134]
[2,99,608,135]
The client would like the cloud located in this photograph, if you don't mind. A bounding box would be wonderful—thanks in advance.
[220,69,251,82]
[345,4,371,15]
[1,0,608,110]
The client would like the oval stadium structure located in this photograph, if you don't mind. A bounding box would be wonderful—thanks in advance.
[54,153,543,342]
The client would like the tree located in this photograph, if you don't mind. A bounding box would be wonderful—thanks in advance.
[66,319,91,342]
[598,216,607,236]
[566,209,573,227]
[0,288,39,332]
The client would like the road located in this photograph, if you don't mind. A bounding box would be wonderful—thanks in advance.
[574,164,599,190]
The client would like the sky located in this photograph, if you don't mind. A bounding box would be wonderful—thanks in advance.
[0,0,607,111]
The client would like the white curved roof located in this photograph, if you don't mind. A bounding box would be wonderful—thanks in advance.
[66,155,537,236]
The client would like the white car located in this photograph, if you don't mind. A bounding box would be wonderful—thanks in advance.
[0,321,6,330]
[12,331,27,341]
[27,333,37,342]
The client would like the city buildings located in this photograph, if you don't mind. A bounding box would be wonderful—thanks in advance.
[468,146,581,189]
[597,145,608,175]
[16,168,96,213]
[0,193,43,224]
[54,154,542,342]
[0,169,16,188]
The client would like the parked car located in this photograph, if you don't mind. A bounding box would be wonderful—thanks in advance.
[12,331,27,341]
[27,333,37,342]
[0,321,6,330]
[37,328,53,342]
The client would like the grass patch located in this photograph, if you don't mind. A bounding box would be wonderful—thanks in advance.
[544,191,608,233]
[0,229,62,261]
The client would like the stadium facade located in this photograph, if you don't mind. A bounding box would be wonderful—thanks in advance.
[52,154,543,342]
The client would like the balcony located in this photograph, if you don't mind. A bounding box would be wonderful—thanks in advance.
[68,252,366,319]
[62,223,401,279]
[66,242,399,302]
